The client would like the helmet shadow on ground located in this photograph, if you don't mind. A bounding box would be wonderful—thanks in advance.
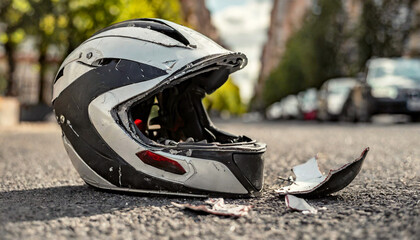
[0,185,192,223]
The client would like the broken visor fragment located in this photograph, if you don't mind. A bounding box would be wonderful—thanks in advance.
[276,147,369,198]
[136,150,186,175]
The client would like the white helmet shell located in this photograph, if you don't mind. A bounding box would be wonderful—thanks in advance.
[53,19,265,197]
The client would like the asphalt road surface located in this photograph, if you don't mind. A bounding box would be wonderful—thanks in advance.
[1,121,419,239]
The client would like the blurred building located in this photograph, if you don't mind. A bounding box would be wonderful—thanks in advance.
[407,0,420,56]
[180,0,221,43]
[253,0,311,109]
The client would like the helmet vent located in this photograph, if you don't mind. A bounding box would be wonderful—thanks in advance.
[54,67,65,82]
[92,58,118,67]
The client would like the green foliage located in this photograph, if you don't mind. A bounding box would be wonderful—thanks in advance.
[0,0,184,56]
[262,0,346,106]
[0,0,30,45]
[61,0,184,52]
[118,0,183,23]
[203,78,246,116]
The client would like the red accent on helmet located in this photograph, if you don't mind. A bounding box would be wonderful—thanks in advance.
[136,150,186,175]
[134,119,145,131]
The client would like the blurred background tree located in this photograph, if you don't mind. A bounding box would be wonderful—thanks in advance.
[203,78,246,116]
[0,0,33,96]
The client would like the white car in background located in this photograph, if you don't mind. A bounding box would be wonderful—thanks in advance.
[317,78,358,121]
[266,95,300,120]
[297,88,318,120]
[281,95,300,119]
[266,101,284,120]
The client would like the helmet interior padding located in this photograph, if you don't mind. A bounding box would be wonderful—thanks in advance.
[128,71,248,145]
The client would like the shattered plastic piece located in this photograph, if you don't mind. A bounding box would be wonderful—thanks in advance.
[276,148,369,198]
[162,59,178,70]
[285,195,317,214]
[171,198,251,217]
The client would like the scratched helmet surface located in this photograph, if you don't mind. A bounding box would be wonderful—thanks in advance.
[52,18,266,197]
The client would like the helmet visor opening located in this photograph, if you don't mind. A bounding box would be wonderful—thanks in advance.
[127,69,252,145]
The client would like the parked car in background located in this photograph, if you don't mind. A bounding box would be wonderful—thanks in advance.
[266,101,284,120]
[317,78,358,121]
[298,88,317,120]
[349,58,420,121]
[281,95,300,119]
[266,95,300,120]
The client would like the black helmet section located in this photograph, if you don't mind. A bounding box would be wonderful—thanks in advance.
[233,153,265,191]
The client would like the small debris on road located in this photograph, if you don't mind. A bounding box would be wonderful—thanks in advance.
[285,195,318,214]
[172,198,252,217]
[276,148,369,198]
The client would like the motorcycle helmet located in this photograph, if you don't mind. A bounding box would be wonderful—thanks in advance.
[53,18,266,197]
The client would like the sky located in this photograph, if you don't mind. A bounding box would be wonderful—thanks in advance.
[206,0,273,102]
